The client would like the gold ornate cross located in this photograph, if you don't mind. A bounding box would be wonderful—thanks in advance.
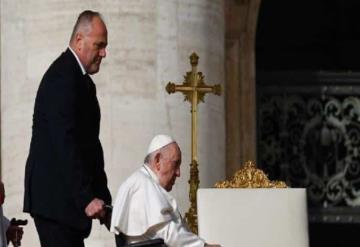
[166,52,221,233]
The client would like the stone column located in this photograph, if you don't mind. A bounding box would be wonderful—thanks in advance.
[1,1,225,245]
[225,0,261,177]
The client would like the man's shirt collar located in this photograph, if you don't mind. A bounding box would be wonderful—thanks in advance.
[68,46,86,75]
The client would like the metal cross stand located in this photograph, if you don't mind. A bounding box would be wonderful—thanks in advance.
[166,53,221,233]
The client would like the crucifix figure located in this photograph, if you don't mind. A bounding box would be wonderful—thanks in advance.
[166,52,221,233]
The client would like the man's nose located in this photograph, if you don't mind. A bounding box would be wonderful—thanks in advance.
[176,168,180,177]
[100,48,106,58]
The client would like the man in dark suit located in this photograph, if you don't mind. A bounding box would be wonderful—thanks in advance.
[23,10,111,247]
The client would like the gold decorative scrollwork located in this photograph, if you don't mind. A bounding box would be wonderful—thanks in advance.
[215,161,287,188]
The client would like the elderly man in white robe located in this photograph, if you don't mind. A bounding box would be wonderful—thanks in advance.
[111,135,220,247]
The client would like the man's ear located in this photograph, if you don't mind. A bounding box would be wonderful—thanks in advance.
[75,33,84,52]
[154,152,161,171]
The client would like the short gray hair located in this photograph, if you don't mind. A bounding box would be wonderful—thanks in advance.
[144,153,152,164]
[70,10,104,42]
[144,143,175,164]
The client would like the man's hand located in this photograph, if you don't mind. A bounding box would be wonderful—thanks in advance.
[6,225,24,246]
[85,198,106,219]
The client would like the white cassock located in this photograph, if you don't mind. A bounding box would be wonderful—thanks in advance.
[111,165,205,247]
[0,206,9,247]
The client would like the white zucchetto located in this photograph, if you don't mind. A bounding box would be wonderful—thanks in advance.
[147,134,175,154]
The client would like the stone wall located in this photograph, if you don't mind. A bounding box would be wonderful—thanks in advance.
[0,1,225,245]
[225,0,261,176]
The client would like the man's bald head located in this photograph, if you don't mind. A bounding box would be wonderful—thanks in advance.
[69,10,104,44]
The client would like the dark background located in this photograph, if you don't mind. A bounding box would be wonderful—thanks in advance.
[257,0,360,71]
[256,1,360,246]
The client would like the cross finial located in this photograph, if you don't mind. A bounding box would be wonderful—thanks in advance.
[166,52,221,104]
[190,52,199,67]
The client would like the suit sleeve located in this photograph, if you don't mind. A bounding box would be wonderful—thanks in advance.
[44,73,94,210]
[2,216,9,231]
[94,139,111,205]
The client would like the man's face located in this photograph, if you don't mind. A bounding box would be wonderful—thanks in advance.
[77,16,107,74]
[157,143,182,192]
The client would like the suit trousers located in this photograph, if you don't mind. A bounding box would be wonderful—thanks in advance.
[34,216,86,247]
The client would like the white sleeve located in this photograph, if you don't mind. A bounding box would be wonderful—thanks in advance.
[155,218,205,247]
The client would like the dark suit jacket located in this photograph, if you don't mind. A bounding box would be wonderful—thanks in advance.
[23,49,111,234]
